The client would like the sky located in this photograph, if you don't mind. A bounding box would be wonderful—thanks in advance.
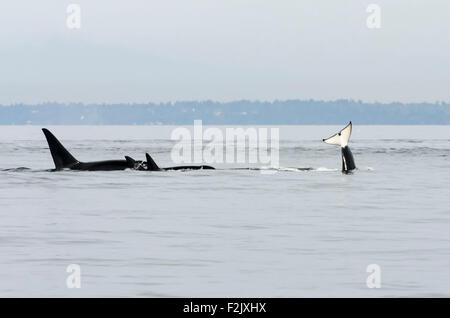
[0,0,449,104]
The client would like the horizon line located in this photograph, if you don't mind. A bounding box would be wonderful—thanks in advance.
[1,99,450,107]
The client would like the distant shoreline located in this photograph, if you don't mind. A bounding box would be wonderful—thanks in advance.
[2,124,450,126]
[1,100,449,125]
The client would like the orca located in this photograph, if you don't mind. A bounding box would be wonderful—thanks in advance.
[42,128,214,171]
[323,122,356,174]
[42,128,141,171]
[144,153,215,171]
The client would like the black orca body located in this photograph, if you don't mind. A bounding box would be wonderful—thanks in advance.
[42,128,214,171]
[340,145,356,173]
[323,122,356,174]
[144,153,214,171]
[42,128,138,171]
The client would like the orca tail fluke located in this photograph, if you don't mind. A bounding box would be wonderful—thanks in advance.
[323,121,352,147]
[42,128,78,170]
[322,122,356,173]
[145,153,161,171]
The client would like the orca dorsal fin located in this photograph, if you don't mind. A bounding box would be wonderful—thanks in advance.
[125,156,136,167]
[42,128,78,170]
[323,121,352,147]
[145,153,160,171]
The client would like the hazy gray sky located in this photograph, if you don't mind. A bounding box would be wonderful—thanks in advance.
[0,0,449,104]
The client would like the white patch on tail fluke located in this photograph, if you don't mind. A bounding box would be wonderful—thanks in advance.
[323,122,352,147]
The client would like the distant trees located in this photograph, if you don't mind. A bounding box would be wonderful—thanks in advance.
[0,100,449,125]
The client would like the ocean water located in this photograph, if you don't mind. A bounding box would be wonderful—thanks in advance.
[0,125,449,297]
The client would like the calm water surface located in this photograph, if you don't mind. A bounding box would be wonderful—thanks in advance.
[0,125,449,297]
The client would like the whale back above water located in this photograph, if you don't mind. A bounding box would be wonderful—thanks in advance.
[42,128,135,171]
[42,128,215,171]
[145,153,214,171]
[42,128,79,170]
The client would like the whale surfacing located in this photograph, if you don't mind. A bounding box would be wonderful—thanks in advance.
[42,128,215,171]
[323,122,356,173]
[42,128,137,171]
[144,153,214,171]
